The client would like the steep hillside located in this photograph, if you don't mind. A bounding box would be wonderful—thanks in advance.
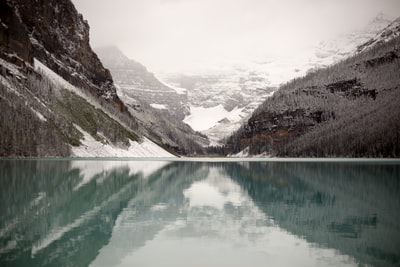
[0,0,182,157]
[356,17,400,53]
[95,46,189,120]
[160,14,392,145]
[226,23,400,157]
[95,47,209,153]
[6,0,125,109]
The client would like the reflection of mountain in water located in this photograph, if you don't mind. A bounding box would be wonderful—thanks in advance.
[227,161,400,267]
[0,160,141,266]
[0,160,399,267]
[0,160,203,267]
[91,162,207,266]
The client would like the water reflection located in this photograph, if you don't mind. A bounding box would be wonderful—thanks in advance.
[0,160,399,267]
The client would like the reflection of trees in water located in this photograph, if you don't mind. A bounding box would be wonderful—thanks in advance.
[226,161,400,267]
[1,160,399,267]
[0,160,203,267]
[0,159,138,266]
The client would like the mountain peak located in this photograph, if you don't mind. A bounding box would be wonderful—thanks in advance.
[356,15,400,53]
[371,12,392,23]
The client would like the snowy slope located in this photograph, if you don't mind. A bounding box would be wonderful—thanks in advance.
[71,125,175,158]
[34,59,175,158]
[356,16,400,53]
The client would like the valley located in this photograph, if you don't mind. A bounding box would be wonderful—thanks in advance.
[0,0,399,158]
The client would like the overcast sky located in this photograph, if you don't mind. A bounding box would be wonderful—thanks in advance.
[72,0,400,73]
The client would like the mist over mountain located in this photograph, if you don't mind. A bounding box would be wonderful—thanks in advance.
[0,0,399,158]
[225,17,400,157]
[153,13,395,145]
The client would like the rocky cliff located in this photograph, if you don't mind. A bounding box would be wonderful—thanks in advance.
[0,0,33,66]
[0,0,180,157]
[1,0,126,111]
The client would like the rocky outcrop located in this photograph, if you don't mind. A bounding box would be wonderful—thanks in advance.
[232,108,330,154]
[364,50,399,68]
[0,0,32,66]
[5,0,126,111]
[325,79,377,99]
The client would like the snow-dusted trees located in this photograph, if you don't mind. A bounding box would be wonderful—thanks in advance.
[225,35,400,157]
[0,78,69,157]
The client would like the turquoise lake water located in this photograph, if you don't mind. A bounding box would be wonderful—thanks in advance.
[0,159,399,266]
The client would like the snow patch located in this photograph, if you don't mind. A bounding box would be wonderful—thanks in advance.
[183,104,244,132]
[156,75,187,95]
[229,147,250,157]
[31,108,47,122]
[228,147,272,158]
[171,86,187,95]
[34,58,82,96]
[71,125,175,158]
[150,103,167,110]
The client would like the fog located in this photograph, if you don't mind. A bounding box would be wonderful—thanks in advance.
[72,0,400,73]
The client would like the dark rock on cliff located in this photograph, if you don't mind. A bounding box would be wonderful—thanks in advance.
[364,50,399,68]
[5,0,126,111]
[0,0,32,66]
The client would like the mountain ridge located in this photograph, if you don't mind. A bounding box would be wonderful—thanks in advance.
[225,19,400,157]
[0,0,203,157]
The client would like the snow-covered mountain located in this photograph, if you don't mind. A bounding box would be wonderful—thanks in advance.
[161,70,275,145]
[356,16,400,53]
[158,13,394,145]
[313,13,393,67]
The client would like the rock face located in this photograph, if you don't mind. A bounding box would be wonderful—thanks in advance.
[95,46,188,120]
[0,1,33,66]
[2,0,126,111]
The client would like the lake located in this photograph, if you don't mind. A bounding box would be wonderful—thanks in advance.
[0,159,399,267]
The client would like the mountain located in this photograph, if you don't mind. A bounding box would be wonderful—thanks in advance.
[4,0,125,108]
[356,16,400,53]
[95,46,209,152]
[95,46,189,120]
[0,0,204,157]
[161,69,276,145]
[158,13,393,145]
[225,19,400,157]
[312,13,393,69]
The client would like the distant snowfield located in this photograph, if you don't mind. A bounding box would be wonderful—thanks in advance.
[183,104,243,132]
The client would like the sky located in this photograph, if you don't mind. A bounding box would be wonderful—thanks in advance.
[72,0,400,73]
